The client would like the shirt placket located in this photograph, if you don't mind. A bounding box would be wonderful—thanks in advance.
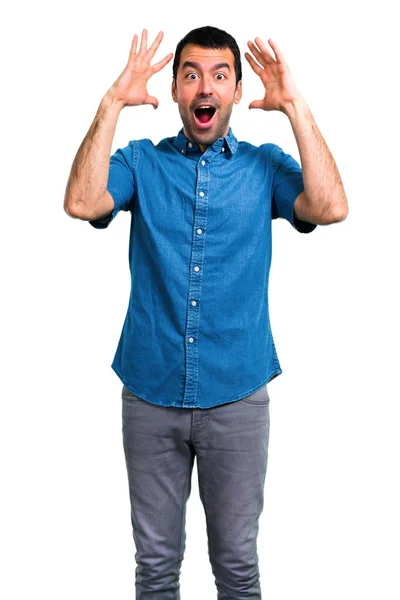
[182,153,211,406]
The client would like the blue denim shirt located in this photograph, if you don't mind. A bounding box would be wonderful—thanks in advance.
[90,128,316,408]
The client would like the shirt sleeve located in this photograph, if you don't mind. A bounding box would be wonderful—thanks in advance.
[89,142,136,229]
[271,145,317,234]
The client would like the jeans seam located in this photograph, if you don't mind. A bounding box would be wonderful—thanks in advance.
[178,468,189,567]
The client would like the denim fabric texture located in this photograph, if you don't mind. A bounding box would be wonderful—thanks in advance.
[90,128,316,408]
[121,383,270,599]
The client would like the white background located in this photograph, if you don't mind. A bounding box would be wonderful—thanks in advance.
[1,0,399,598]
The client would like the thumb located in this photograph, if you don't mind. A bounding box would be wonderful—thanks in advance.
[248,99,264,110]
[146,95,159,109]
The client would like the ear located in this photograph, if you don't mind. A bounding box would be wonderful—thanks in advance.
[234,80,242,104]
[171,78,178,103]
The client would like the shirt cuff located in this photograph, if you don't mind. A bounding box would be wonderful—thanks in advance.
[89,184,121,229]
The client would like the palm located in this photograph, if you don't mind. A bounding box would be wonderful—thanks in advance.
[245,38,301,112]
[110,30,173,109]
[115,66,153,107]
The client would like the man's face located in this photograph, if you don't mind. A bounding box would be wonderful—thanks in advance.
[172,44,242,151]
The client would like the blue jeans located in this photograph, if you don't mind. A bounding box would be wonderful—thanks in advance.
[122,384,270,599]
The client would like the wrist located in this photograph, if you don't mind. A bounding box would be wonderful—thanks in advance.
[102,88,125,113]
[280,96,310,121]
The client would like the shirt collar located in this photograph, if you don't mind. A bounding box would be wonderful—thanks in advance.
[173,127,238,157]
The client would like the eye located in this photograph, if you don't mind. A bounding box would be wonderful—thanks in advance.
[215,73,226,81]
[186,72,199,80]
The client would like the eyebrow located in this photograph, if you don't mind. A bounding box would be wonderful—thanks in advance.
[181,61,231,72]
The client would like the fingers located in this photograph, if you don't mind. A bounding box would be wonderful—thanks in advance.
[244,52,263,76]
[267,39,285,64]
[248,99,265,110]
[152,52,174,74]
[139,29,148,55]
[252,38,275,63]
[247,40,271,67]
[247,37,285,67]
[129,34,138,59]
[128,29,171,68]
[127,32,141,67]
[146,94,159,109]
[146,31,165,60]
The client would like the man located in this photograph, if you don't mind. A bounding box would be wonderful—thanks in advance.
[64,26,348,599]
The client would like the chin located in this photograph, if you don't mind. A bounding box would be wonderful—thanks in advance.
[196,132,219,145]
[189,124,228,149]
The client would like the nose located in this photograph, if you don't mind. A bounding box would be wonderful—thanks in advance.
[198,75,213,97]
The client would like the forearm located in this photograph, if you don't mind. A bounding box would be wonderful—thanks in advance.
[64,91,124,218]
[283,98,348,222]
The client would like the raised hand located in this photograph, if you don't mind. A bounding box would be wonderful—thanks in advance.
[245,38,303,113]
[109,30,173,109]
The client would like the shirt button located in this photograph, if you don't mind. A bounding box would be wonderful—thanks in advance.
[194,266,200,272]
[222,147,225,153]
[188,337,194,343]
[191,300,197,306]
[199,191,205,197]
[201,160,206,166]
[197,228,203,234]
[181,149,184,154]
[188,142,193,148]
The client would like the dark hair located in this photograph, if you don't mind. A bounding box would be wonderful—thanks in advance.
[173,26,242,85]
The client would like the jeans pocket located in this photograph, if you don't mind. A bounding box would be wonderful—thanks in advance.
[121,385,141,404]
[241,385,270,405]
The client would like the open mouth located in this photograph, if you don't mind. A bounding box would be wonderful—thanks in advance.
[194,105,217,127]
